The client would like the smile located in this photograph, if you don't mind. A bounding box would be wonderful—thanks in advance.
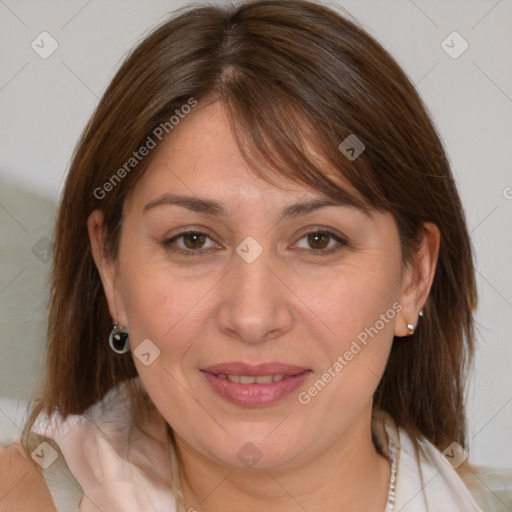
[200,362,312,407]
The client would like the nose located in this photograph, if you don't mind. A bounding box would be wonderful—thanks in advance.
[216,245,294,344]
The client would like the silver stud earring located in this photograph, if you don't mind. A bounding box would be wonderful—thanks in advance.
[407,323,415,336]
[108,321,130,353]
[419,309,424,317]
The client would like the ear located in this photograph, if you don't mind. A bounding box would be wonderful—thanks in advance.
[395,222,440,337]
[87,209,124,324]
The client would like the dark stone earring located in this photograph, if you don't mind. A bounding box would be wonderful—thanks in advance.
[108,321,130,353]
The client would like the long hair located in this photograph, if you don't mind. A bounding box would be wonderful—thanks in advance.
[22,0,476,460]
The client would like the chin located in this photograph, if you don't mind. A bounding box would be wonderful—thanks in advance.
[196,428,306,470]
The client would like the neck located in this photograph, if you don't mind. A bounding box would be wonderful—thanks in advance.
[173,407,391,512]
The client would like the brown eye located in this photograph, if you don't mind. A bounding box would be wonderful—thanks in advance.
[294,229,347,256]
[161,230,218,257]
[307,232,330,250]
[182,232,207,249]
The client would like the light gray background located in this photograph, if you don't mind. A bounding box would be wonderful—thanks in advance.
[0,0,511,467]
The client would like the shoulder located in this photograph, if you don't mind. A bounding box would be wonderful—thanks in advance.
[0,443,57,512]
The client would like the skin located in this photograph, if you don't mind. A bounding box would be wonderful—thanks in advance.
[88,100,440,512]
[0,444,57,511]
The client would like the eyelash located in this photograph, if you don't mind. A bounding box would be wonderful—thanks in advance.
[160,229,348,257]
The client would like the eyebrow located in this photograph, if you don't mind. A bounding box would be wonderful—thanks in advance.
[143,193,368,219]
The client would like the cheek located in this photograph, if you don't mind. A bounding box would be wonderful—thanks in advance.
[305,259,402,352]
[115,232,217,353]
[294,255,403,411]
[116,256,220,430]
[120,266,215,351]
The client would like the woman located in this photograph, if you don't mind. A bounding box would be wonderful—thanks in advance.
[0,0,509,510]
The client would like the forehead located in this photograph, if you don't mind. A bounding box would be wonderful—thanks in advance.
[126,100,364,214]
[141,102,301,194]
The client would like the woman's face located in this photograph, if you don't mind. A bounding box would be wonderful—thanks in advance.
[90,100,434,471]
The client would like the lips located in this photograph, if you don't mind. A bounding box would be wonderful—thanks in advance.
[201,362,309,377]
[200,362,312,407]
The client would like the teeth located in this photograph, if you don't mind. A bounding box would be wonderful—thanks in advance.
[255,375,273,384]
[217,374,288,384]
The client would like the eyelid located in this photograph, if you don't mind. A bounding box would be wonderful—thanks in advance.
[291,227,348,253]
[161,226,348,257]
[161,229,221,254]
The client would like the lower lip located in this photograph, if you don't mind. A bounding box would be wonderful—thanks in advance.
[201,370,312,407]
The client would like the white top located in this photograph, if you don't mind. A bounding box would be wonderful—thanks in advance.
[7,378,509,511]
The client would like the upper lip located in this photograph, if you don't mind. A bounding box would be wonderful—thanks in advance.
[200,362,310,377]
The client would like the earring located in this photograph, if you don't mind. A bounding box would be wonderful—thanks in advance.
[108,321,130,353]
[407,323,415,336]
[419,309,424,317]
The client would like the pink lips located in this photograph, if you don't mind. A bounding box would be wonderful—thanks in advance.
[200,362,312,407]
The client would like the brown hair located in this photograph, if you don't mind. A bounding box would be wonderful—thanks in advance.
[22,0,476,461]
